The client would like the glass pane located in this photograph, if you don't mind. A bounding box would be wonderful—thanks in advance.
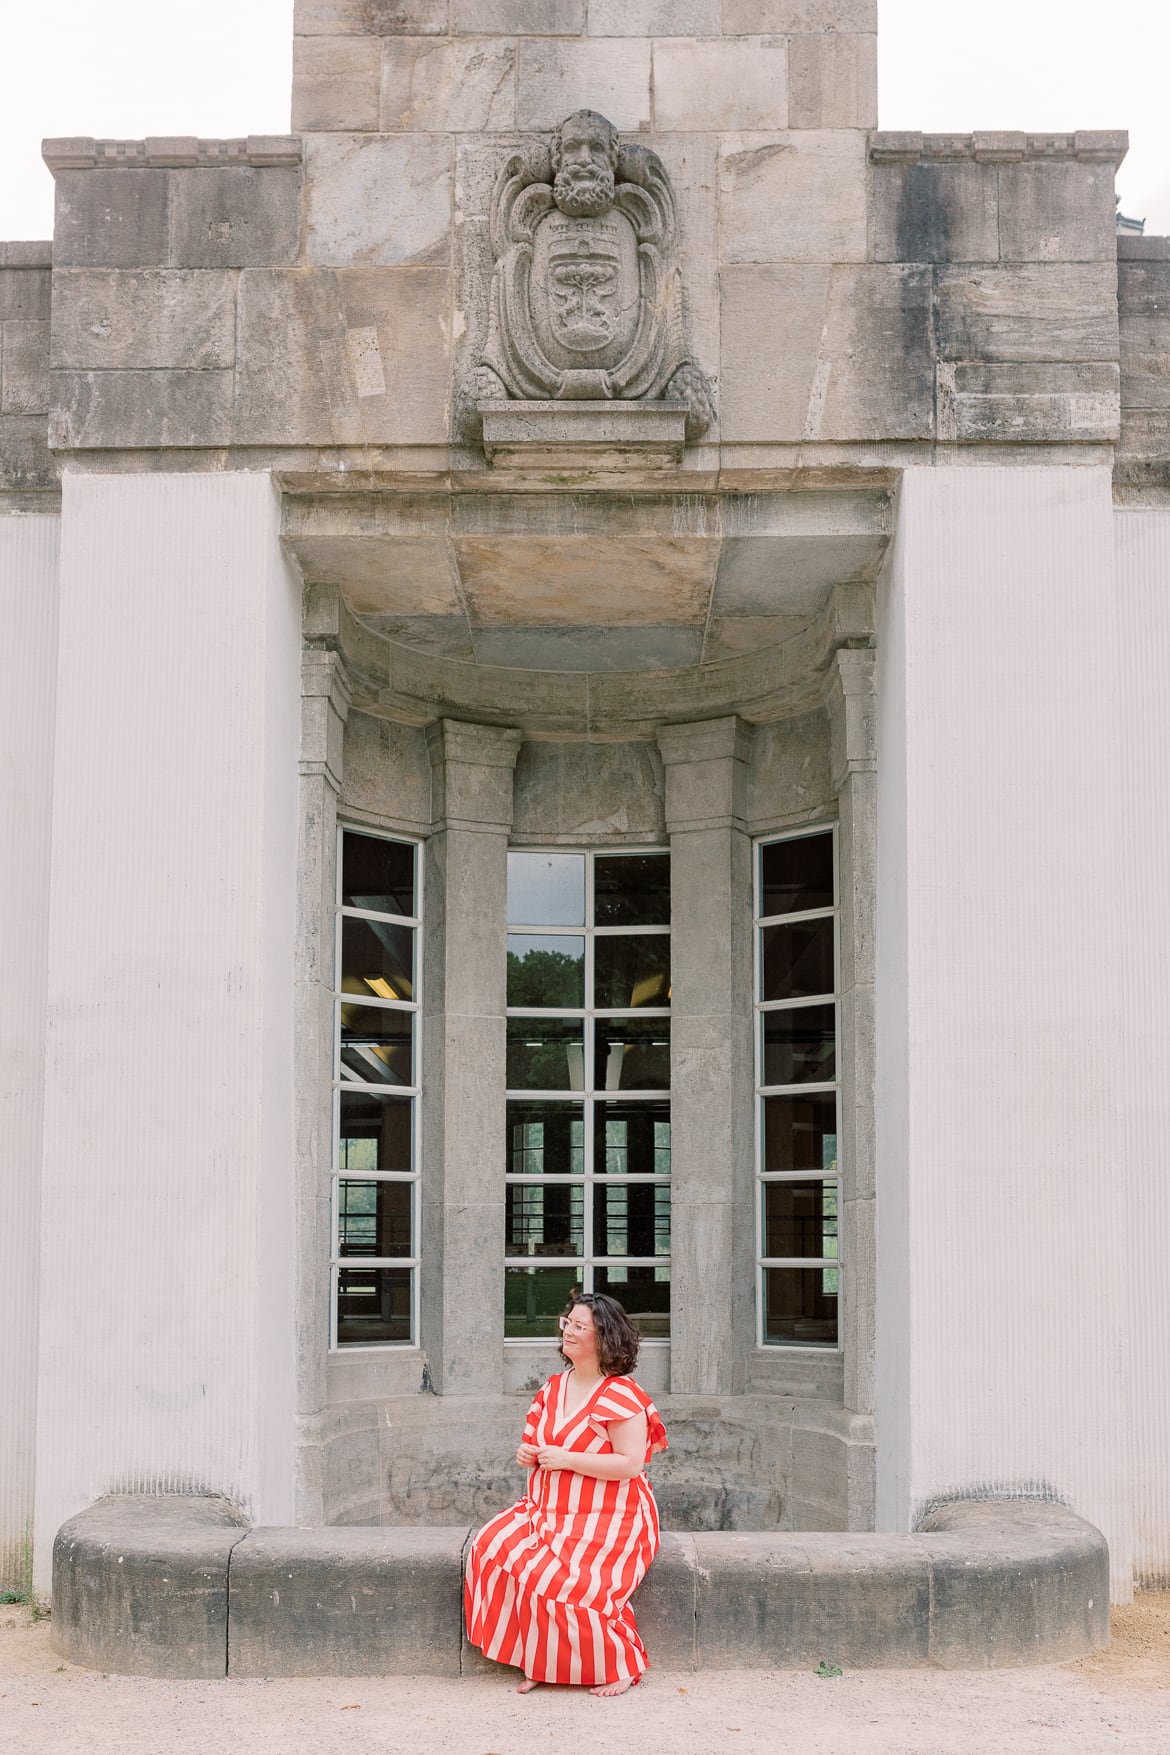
[506,1018,585,1091]
[594,1102,671,1177]
[594,1184,671,1257]
[339,1091,413,1173]
[338,1179,412,1258]
[506,1184,584,1257]
[507,934,585,1008]
[760,833,834,918]
[507,852,585,927]
[763,1180,838,1260]
[763,1266,838,1347]
[761,1004,835,1086]
[505,1264,583,1339]
[506,1102,585,1176]
[594,1019,670,1091]
[342,832,415,917]
[594,854,670,927]
[594,934,671,1010]
[762,1093,837,1174]
[339,1004,413,1087]
[594,1264,670,1339]
[341,916,415,1003]
[337,1266,412,1345]
[761,917,834,1002]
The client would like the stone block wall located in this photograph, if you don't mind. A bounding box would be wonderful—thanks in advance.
[1116,235,1170,495]
[0,244,53,494]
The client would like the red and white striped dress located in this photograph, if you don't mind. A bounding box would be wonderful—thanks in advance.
[464,1371,668,1687]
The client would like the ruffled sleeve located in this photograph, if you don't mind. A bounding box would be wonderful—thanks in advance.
[587,1375,668,1463]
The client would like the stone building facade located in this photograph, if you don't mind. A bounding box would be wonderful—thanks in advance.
[1,0,1168,1603]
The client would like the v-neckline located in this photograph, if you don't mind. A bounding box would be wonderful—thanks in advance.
[554,1368,607,1436]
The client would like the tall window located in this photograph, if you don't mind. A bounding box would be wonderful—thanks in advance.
[332,829,421,1347]
[505,851,671,1342]
[755,827,839,1347]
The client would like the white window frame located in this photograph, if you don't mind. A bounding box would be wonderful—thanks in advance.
[754,822,841,1351]
[329,825,423,1351]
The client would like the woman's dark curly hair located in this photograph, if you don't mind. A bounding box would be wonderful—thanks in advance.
[559,1292,640,1378]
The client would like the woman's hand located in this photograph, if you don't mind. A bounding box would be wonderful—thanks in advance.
[535,1444,576,1473]
[516,1442,539,1468]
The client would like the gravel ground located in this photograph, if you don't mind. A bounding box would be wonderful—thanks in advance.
[1,1595,1167,1754]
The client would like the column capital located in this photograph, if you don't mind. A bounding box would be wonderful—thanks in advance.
[426,718,523,832]
[824,648,876,792]
[657,715,752,832]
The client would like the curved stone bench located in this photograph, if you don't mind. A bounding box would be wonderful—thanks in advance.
[52,1496,1108,1679]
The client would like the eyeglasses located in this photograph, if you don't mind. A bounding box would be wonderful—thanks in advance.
[558,1314,594,1337]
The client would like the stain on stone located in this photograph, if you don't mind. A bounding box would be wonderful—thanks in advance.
[723,142,795,181]
[895,162,953,265]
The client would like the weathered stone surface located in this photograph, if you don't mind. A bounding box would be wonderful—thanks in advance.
[235,267,451,445]
[228,1526,468,1676]
[516,39,652,132]
[294,533,461,616]
[49,368,235,449]
[456,531,717,628]
[870,158,999,264]
[996,160,1117,262]
[0,265,51,322]
[293,35,382,131]
[1116,256,1170,316]
[512,739,666,841]
[590,0,719,30]
[788,32,876,130]
[295,0,448,31]
[1,321,49,414]
[940,360,1120,443]
[720,131,867,264]
[935,264,1119,362]
[653,38,789,133]
[452,0,583,27]
[630,1533,697,1668]
[475,625,704,670]
[479,403,689,468]
[52,1496,246,1680]
[50,270,237,370]
[169,166,301,268]
[724,0,877,29]
[0,414,56,490]
[304,134,452,267]
[1121,316,1170,411]
[381,38,516,132]
[53,169,171,268]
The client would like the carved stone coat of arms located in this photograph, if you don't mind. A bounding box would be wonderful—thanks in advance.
[459,110,715,445]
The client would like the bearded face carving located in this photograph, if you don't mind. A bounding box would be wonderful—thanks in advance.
[459,109,715,444]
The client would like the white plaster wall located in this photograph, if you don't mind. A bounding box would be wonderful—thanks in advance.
[1115,507,1170,1590]
[875,466,1135,1598]
[33,473,301,1589]
[0,514,59,1590]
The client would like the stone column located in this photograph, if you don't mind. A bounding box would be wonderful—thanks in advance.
[825,649,876,1422]
[423,719,522,1396]
[658,717,755,1396]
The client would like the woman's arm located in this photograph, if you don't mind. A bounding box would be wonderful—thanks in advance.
[536,1411,648,1480]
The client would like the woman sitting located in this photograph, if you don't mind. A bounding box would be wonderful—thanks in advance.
[464,1291,668,1698]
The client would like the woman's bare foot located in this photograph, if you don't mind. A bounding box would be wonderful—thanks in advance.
[516,1676,540,1694]
[589,1676,636,1697]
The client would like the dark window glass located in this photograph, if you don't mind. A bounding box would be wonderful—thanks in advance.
[506,1018,585,1091]
[337,1266,412,1344]
[763,1180,838,1260]
[339,1005,413,1086]
[505,1264,583,1339]
[593,934,670,1010]
[594,1102,671,1177]
[339,1091,413,1173]
[341,916,415,1003]
[760,833,833,918]
[594,854,670,927]
[762,1093,837,1174]
[506,1102,585,1176]
[507,935,585,1008]
[507,852,585,927]
[594,1265,670,1339]
[761,917,834,1002]
[342,833,415,917]
[594,1183,671,1257]
[763,1265,838,1347]
[506,1183,584,1257]
[594,1018,670,1091]
[761,1004,835,1086]
[338,1179,412,1257]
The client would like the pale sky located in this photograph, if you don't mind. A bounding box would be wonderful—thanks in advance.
[0,0,1167,238]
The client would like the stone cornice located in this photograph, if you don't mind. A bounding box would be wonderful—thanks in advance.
[42,136,303,173]
[869,130,1128,166]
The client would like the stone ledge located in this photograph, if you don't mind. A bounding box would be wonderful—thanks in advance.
[480,400,689,469]
[42,137,304,173]
[869,130,1128,165]
[52,1495,1109,1678]
[0,242,53,267]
